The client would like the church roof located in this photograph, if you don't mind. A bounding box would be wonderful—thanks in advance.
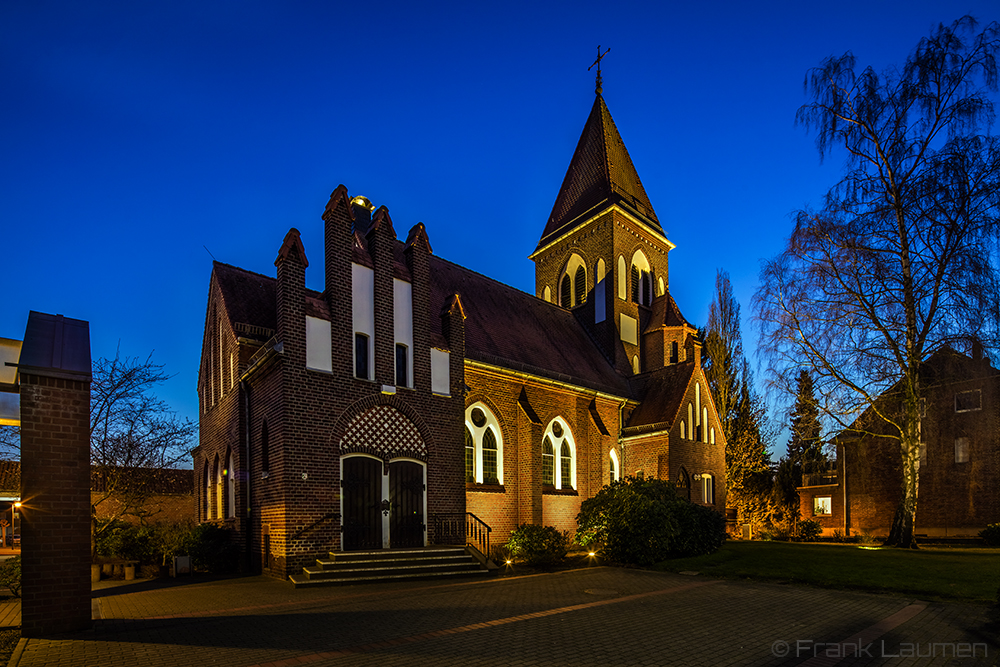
[212,262,278,338]
[644,292,694,333]
[625,362,697,430]
[428,254,631,396]
[537,94,662,250]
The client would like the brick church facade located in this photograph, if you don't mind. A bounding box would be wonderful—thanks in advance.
[194,89,727,580]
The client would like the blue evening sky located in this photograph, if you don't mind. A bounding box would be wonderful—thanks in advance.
[3,1,998,442]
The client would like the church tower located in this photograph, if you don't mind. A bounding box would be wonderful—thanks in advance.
[529,82,696,376]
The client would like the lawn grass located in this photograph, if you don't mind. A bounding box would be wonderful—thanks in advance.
[655,540,1000,603]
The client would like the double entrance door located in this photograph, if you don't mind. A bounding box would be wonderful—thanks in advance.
[341,456,425,551]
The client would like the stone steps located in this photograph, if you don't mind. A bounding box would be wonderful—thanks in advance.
[289,546,489,588]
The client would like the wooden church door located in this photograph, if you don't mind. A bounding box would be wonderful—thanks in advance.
[389,460,425,548]
[341,456,426,550]
[341,457,382,550]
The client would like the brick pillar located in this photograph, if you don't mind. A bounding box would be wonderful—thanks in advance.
[17,312,92,637]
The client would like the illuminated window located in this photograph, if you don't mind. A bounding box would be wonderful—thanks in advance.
[226,452,235,519]
[542,419,575,490]
[701,474,714,504]
[465,403,503,485]
[609,449,620,484]
[465,427,474,482]
[814,496,832,515]
[542,437,554,486]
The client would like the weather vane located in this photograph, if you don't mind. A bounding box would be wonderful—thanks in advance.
[589,45,610,95]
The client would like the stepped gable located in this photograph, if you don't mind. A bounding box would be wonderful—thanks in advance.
[626,362,696,429]
[428,253,630,396]
[537,94,662,250]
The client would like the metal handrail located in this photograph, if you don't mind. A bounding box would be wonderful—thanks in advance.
[431,512,492,555]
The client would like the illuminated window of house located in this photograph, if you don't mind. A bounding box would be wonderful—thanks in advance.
[814,496,832,515]
[955,390,981,413]
[465,403,503,485]
[955,437,970,463]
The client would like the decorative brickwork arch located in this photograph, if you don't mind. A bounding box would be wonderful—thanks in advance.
[337,402,429,462]
[340,406,428,462]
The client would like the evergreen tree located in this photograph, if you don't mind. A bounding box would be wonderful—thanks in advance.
[772,370,828,533]
[703,271,772,530]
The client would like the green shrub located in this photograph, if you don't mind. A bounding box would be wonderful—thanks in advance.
[188,523,240,573]
[575,476,726,565]
[980,523,1000,546]
[0,557,20,598]
[505,524,568,566]
[798,520,822,541]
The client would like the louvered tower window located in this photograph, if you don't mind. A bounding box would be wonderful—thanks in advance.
[542,437,554,486]
[574,266,586,305]
[631,265,640,302]
[560,274,572,307]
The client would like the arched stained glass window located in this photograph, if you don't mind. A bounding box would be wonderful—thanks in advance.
[560,442,572,490]
[542,437,554,486]
[465,427,475,482]
[482,428,498,484]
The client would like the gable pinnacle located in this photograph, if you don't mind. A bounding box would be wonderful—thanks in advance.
[589,45,610,95]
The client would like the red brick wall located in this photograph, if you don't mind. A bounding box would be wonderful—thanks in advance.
[19,373,92,636]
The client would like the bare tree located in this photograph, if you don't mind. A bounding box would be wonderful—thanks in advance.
[756,17,1000,547]
[91,351,196,542]
[0,426,18,461]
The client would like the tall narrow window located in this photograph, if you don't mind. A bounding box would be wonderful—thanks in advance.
[482,428,498,484]
[215,457,223,519]
[631,265,640,302]
[560,442,573,490]
[395,343,408,387]
[261,420,269,476]
[574,266,586,305]
[542,437,554,486]
[355,333,369,379]
[560,274,571,307]
[670,341,678,364]
[955,437,970,463]
[642,273,651,305]
[465,427,475,482]
[204,464,212,520]
[702,474,714,504]
[609,450,620,484]
[226,452,235,519]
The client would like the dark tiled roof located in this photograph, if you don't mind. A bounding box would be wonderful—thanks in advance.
[644,293,693,333]
[537,95,662,250]
[428,254,631,396]
[626,362,695,429]
[213,262,277,338]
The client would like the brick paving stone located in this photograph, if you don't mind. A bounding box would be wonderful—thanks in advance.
[8,568,1000,667]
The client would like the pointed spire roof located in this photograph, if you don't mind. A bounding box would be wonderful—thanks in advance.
[537,94,662,250]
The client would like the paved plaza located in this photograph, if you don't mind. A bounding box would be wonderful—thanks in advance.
[6,567,999,666]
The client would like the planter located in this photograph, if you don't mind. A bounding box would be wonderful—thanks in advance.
[91,564,102,582]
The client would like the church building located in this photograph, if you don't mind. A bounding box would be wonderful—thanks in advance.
[194,82,728,580]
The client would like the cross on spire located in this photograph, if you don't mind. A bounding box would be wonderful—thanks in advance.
[588,45,610,95]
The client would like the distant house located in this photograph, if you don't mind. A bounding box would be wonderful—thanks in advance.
[798,348,1000,538]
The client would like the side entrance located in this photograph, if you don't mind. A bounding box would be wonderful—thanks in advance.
[341,455,426,551]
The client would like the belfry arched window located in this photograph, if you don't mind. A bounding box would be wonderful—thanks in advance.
[560,274,571,308]
[574,266,586,305]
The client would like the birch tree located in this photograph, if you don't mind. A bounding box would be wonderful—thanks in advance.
[756,17,1000,547]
